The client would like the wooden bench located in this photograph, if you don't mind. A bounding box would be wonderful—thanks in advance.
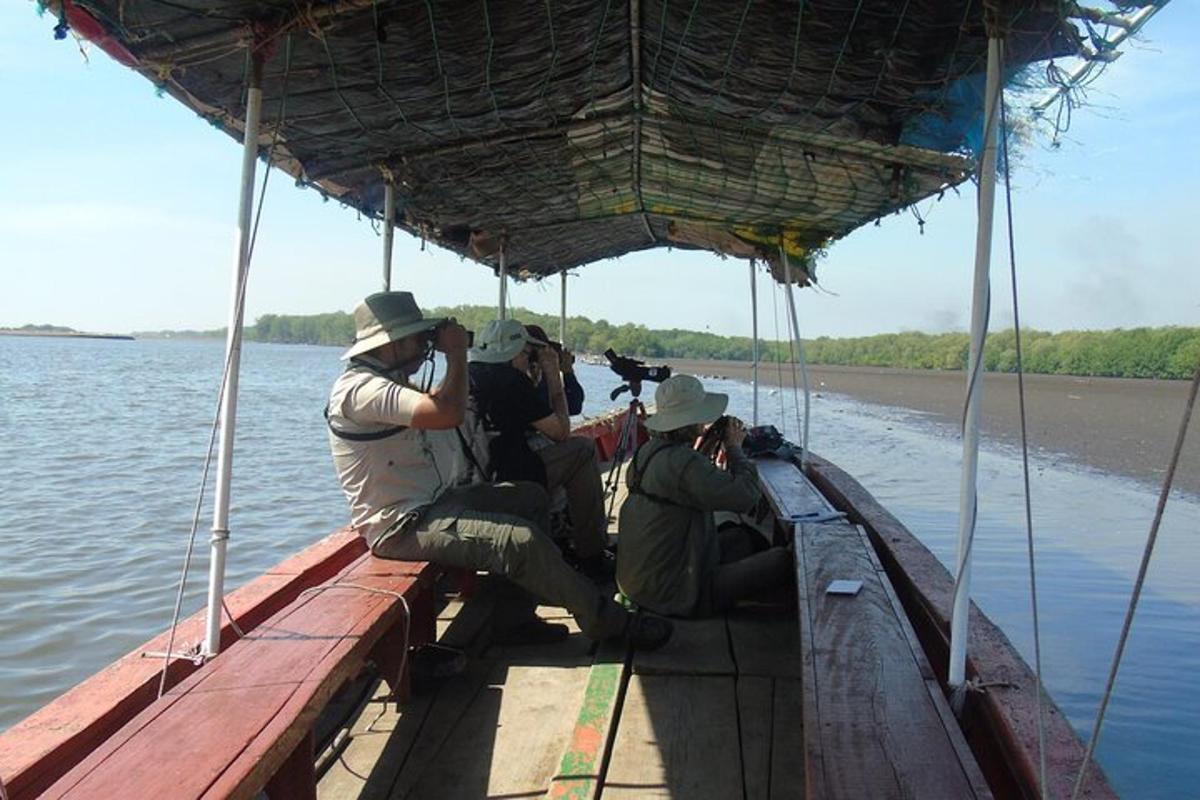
[0,528,368,800]
[38,552,441,800]
[756,456,992,799]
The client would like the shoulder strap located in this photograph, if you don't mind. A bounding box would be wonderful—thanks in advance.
[627,441,686,508]
[323,405,407,442]
[454,425,491,480]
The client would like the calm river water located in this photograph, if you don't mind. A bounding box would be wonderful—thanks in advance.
[1,336,1196,798]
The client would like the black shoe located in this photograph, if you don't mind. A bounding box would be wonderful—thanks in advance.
[624,613,673,651]
[409,643,468,694]
[577,549,617,582]
[494,617,572,646]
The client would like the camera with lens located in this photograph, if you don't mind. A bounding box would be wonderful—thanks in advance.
[605,349,671,400]
[604,348,671,384]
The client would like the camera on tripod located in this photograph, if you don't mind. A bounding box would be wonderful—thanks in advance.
[604,348,671,400]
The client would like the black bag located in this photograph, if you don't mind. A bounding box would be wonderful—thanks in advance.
[742,424,785,457]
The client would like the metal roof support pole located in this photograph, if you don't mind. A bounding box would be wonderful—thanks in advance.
[498,240,508,319]
[780,245,811,469]
[560,269,568,344]
[949,35,1004,702]
[204,52,264,658]
[382,181,396,291]
[749,259,759,426]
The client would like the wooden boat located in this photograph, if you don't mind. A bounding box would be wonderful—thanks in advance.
[0,2,1164,797]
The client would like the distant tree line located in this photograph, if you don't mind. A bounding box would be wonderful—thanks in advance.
[197,308,1199,380]
[1,323,76,333]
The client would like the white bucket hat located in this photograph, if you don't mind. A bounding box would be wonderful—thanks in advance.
[645,374,728,432]
[342,291,444,360]
[469,318,546,364]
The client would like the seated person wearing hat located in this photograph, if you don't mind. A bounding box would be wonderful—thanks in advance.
[523,324,585,416]
[468,319,614,578]
[616,375,792,617]
[326,291,670,649]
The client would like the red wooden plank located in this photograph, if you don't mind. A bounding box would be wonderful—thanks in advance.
[208,577,427,800]
[44,568,421,800]
[266,527,364,578]
[0,528,365,800]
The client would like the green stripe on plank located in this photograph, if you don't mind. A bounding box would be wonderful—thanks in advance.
[547,657,625,800]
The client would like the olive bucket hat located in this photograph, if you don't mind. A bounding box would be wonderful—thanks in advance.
[645,374,729,432]
[341,291,444,360]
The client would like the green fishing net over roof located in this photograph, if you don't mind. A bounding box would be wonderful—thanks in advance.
[46,0,1130,280]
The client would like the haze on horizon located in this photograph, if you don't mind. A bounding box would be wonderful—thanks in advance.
[1,4,1197,340]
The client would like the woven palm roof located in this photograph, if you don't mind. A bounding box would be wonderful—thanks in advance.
[50,0,1089,281]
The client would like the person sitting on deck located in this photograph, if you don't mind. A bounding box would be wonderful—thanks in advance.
[524,323,585,416]
[326,291,670,649]
[617,375,792,617]
[468,318,614,580]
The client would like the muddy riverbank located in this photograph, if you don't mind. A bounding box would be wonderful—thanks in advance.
[665,360,1199,496]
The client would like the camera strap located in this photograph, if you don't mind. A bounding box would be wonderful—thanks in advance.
[454,426,491,481]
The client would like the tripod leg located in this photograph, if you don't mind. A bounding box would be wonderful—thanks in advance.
[604,403,640,520]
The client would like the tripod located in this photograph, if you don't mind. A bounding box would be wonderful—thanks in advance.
[603,378,647,521]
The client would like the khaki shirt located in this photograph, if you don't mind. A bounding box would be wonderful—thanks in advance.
[327,365,471,547]
[616,438,761,616]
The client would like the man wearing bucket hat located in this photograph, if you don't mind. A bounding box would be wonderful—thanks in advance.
[327,292,671,649]
[468,318,614,579]
[616,375,793,617]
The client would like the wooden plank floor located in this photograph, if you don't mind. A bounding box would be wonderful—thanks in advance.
[317,578,803,800]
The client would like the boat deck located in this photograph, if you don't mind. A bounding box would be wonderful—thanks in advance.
[316,577,803,800]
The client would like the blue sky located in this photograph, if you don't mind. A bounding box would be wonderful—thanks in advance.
[1,3,1196,338]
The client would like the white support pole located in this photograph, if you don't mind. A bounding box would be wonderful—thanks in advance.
[382,181,396,291]
[204,55,264,658]
[559,269,568,344]
[498,240,508,319]
[749,259,760,427]
[949,35,1004,696]
[780,244,811,468]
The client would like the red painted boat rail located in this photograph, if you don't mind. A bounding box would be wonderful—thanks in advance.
[39,553,439,800]
[0,528,370,800]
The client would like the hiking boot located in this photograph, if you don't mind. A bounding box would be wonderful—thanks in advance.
[576,549,617,582]
[624,612,673,651]
[494,616,572,646]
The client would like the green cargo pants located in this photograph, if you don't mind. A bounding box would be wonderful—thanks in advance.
[372,481,628,640]
[537,436,610,559]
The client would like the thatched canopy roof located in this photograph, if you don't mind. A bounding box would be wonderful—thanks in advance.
[50,0,1087,281]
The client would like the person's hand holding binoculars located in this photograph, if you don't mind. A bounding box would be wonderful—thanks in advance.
[723,416,747,449]
[434,319,471,354]
[536,344,561,371]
